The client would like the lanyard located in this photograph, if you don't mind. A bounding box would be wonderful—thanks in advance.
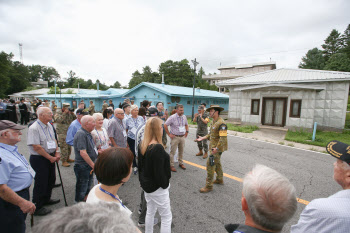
[117,119,125,130]
[0,146,29,167]
[176,115,183,127]
[38,122,53,141]
[99,186,126,209]
[95,129,107,145]
[87,134,97,150]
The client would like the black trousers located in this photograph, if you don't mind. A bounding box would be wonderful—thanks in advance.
[30,155,56,209]
[20,112,27,125]
[127,137,137,168]
[0,188,29,233]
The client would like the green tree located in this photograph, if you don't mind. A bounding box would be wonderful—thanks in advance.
[324,53,350,72]
[111,81,121,88]
[322,29,342,60]
[298,48,326,70]
[341,24,350,59]
[41,67,60,87]
[47,86,60,94]
[0,51,12,97]
[6,61,31,95]
[65,70,78,88]
[158,59,193,87]
[128,70,143,89]
[27,65,43,82]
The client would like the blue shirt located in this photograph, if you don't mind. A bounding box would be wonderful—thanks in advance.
[66,119,82,146]
[0,143,34,192]
[0,102,6,114]
[126,116,144,140]
[291,189,350,233]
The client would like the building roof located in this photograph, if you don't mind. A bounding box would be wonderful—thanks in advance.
[218,61,276,70]
[123,82,229,99]
[35,88,129,99]
[216,68,350,86]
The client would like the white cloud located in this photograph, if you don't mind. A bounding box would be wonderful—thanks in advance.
[0,0,349,86]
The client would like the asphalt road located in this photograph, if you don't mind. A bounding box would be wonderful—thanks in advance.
[20,126,341,233]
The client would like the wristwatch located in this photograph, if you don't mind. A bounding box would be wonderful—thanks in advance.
[186,131,189,133]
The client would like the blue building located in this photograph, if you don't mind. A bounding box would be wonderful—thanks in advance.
[122,82,229,116]
[37,88,129,111]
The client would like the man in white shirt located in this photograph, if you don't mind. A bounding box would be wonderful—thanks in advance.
[291,140,350,233]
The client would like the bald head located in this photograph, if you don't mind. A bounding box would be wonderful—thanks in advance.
[114,108,124,120]
[81,115,96,132]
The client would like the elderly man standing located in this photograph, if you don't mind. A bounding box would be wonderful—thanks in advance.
[27,107,60,216]
[0,120,36,233]
[225,164,297,233]
[291,140,350,233]
[55,103,73,167]
[164,104,189,172]
[108,108,127,148]
[66,108,88,146]
[73,115,98,202]
[193,105,209,159]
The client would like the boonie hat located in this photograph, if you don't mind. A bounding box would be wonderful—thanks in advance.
[0,120,25,131]
[206,104,224,112]
[63,103,70,107]
[326,140,350,164]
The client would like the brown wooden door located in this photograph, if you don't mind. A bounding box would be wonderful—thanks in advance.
[262,98,287,127]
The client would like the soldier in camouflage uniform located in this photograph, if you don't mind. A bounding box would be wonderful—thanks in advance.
[196,105,228,193]
[55,103,73,167]
[193,105,210,158]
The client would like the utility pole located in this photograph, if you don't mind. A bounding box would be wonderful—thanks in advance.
[18,43,23,64]
[191,58,199,120]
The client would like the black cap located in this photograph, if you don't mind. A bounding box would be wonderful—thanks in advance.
[147,107,158,117]
[76,108,88,115]
[326,140,350,164]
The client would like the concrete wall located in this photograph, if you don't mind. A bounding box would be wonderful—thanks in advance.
[227,81,350,129]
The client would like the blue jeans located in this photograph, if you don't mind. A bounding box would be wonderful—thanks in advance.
[74,163,93,202]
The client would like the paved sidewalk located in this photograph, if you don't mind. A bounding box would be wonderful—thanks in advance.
[189,125,326,153]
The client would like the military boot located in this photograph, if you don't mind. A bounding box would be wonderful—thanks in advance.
[67,159,75,163]
[62,161,70,167]
[203,152,208,159]
[200,179,213,193]
[196,150,203,156]
[213,179,224,184]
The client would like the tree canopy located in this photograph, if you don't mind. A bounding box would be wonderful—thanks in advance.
[299,24,350,72]
[128,59,217,90]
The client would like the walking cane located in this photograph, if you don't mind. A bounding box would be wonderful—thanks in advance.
[56,162,68,206]
[31,214,34,227]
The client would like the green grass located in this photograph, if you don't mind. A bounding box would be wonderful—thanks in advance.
[285,128,350,147]
[346,112,350,129]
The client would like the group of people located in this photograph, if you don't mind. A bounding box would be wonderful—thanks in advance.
[1,96,350,233]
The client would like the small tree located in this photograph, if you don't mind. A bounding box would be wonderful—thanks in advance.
[47,86,60,94]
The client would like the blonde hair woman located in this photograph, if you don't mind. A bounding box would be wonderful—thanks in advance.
[138,117,172,233]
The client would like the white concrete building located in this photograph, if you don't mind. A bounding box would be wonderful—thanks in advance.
[217,68,350,130]
[203,61,276,92]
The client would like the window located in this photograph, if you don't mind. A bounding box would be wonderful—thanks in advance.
[251,99,260,115]
[197,100,201,104]
[187,100,190,105]
[290,100,302,118]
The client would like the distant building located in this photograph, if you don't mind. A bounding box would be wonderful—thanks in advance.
[30,80,48,88]
[217,68,350,130]
[10,88,81,101]
[122,82,229,116]
[203,61,276,92]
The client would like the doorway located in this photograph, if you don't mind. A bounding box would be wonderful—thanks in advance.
[262,98,287,127]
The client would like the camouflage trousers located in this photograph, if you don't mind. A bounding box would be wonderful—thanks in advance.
[196,132,208,152]
[58,134,72,162]
[205,152,223,189]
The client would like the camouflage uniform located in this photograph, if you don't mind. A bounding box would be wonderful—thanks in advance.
[102,103,109,112]
[196,112,209,152]
[204,117,227,189]
[54,109,72,163]
[88,103,95,115]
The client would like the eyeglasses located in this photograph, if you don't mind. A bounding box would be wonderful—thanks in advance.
[116,113,124,115]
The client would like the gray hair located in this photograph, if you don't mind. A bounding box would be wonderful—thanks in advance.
[32,202,138,233]
[92,113,103,120]
[130,105,138,111]
[37,107,51,116]
[242,164,297,231]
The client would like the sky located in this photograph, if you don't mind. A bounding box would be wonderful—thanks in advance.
[0,0,349,86]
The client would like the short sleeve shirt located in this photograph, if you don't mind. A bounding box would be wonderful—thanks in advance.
[126,116,144,140]
[73,128,98,165]
[165,113,188,135]
[91,128,109,149]
[107,117,127,148]
[27,120,57,155]
[0,143,34,192]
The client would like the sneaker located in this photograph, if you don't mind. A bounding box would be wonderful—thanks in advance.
[133,167,138,175]
[138,218,159,227]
